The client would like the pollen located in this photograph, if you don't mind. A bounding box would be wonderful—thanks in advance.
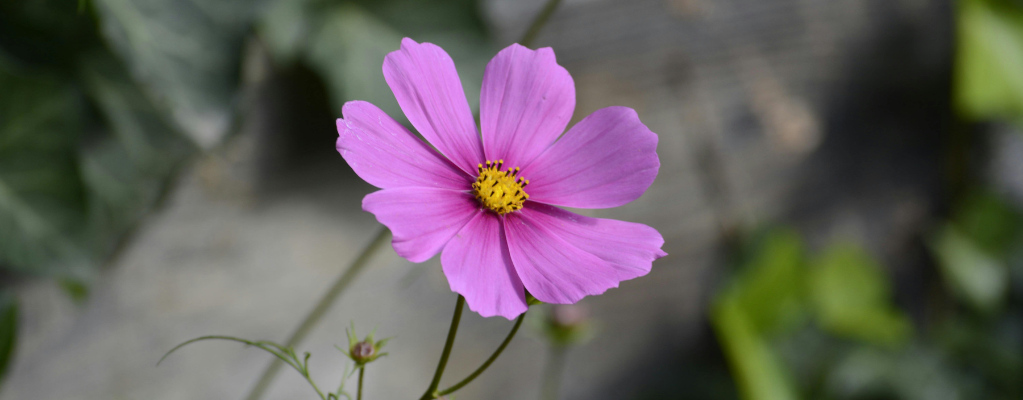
[472,159,529,215]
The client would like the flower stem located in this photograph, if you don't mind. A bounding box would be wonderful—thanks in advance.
[305,373,328,400]
[245,228,391,400]
[436,312,526,397]
[519,0,563,47]
[357,367,365,400]
[420,295,465,400]
[540,345,568,400]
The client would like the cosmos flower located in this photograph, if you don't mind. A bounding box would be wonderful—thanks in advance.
[336,38,666,319]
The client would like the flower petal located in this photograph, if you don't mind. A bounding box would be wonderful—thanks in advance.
[522,203,666,281]
[480,44,574,168]
[383,38,484,175]
[503,211,620,304]
[337,101,470,190]
[363,188,479,263]
[520,106,660,209]
[441,212,528,319]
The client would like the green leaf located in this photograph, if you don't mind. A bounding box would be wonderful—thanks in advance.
[955,0,1023,124]
[952,190,1021,257]
[78,53,193,254]
[158,335,299,371]
[733,229,807,336]
[0,65,92,277]
[90,0,265,148]
[712,293,800,400]
[929,225,1010,313]
[807,243,911,347]
[305,4,406,119]
[260,0,493,120]
[0,290,17,386]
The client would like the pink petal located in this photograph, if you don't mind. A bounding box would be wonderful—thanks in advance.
[520,107,659,209]
[383,38,484,176]
[363,188,480,263]
[480,44,574,168]
[522,203,666,281]
[503,211,621,304]
[441,213,528,319]
[336,101,471,190]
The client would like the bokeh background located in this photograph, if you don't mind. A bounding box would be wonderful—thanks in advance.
[2,0,1023,399]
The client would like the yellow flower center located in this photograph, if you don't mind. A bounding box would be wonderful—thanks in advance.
[472,159,529,215]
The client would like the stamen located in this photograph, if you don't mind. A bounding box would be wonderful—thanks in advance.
[472,159,529,215]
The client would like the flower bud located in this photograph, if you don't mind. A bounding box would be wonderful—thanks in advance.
[538,304,594,347]
[550,304,587,328]
[342,323,390,366]
[350,341,375,364]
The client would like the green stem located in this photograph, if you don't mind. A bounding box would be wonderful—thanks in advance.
[420,295,465,400]
[540,345,567,400]
[519,0,564,47]
[357,367,365,400]
[436,312,526,396]
[245,228,390,400]
[305,373,329,400]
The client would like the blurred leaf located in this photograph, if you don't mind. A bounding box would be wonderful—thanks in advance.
[952,190,1021,256]
[0,66,92,277]
[828,347,968,400]
[955,0,1023,124]
[0,290,15,386]
[929,225,1009,313]
[713,293,800,400]
[733,229,807,336]
[0,0,102,69]
[259,0,492,120]
[91,0,266,148]
[258,0,316,63]
[808,244,911,347]
[0,52,192,282]
[305,4,406,119]
[59,278,90,304]
[78,53,193,253]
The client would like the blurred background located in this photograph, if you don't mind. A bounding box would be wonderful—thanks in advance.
[2,0,1023,399]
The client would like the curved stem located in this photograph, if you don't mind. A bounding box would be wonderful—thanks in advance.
[357,367,365,400]
[519,0,563,47]
[420,295,465,400]
[436,312,526,396]
[305,373,329,400]
[245,228,390,400]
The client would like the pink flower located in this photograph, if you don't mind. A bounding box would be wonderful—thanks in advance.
[336,38,666,319]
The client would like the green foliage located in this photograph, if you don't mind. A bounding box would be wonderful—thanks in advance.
[732,229,806,336]
[91,0,266,148]
[713,293,800,400]
[955,0,1023,125]
[930,225,1009,313]
[713,229,917,400]
[952,191,1022,256]
[808,244,912,347]
[0,65,92,278]
[712,229,806,400]
[259,0,492,120]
